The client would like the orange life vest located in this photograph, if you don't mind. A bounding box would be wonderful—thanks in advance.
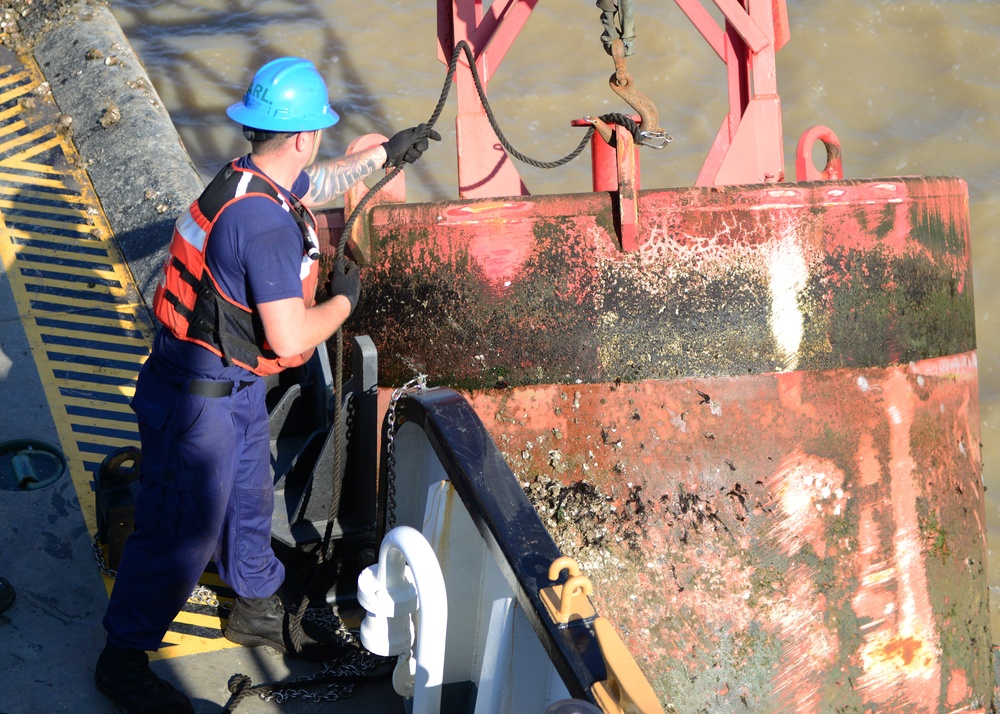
[153,161,321,376]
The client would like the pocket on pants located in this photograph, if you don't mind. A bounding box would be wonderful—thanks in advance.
[134,468,225,544]
[157,395,237,489]
[130,364,180,432]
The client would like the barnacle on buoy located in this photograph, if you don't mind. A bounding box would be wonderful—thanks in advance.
[99,103,120,128]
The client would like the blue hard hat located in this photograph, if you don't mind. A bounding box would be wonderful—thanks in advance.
[226,57,340,132]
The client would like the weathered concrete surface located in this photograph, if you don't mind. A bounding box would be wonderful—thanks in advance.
[17,0,204,317]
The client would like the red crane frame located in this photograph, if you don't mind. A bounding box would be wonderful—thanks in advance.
[437,0,798,196]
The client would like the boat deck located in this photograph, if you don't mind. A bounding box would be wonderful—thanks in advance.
[3,4,999,714]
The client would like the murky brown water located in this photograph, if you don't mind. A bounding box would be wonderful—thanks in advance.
[110,0,1000,633]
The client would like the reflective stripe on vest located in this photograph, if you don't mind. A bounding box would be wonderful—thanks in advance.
[152,161,321,376]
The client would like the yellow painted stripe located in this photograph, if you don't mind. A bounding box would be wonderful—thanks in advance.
[60,400,139,417]
[40,330,148,351]
[12,241,117,258]
[0,183,86,202]
[60,386,135,402]
[18,279,131,297]
[0,124,62,159]
[4,154,67,174]
[155,632,241,661]
[1,210,99,234]
[0,102,21,123]
[0,170,72,189]
[0,49,234,658]
[21,312,140,331]
[0,197,95,219]
[0,72,32,102]
[58,375,137,389]
[0,67,28,87]
[0,123,60,158]
[10,221,96,239]
[0,118,26,138]
[10,252,120,269]
[173,610,228,629]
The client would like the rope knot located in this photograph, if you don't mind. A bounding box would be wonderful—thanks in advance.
[227,673,253,694]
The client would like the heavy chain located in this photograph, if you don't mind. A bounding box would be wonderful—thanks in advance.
[95,531,387,706]
[385,374,427,530]
[91,533,118,578]
[229,607,391,705]
[264,647,391,704]
[189,585,220,608]
[92,533,219,607]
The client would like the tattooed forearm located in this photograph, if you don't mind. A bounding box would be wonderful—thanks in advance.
[303,145,387,207]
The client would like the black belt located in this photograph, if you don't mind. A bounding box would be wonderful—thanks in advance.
[186,379,255,398]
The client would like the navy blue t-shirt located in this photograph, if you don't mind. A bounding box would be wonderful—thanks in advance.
[154,155,311,381]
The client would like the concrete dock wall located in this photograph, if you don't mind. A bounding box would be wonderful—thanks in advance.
[17,0,204,316]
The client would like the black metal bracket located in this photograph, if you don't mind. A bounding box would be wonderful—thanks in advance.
[93,446,142,571]
[270,335,380,550]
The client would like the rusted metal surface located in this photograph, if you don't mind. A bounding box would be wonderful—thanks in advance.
[320,5,984,710]
[369,351,989,711]
[607,38,669,151]
[796,125,843,182]
[570,115,642,193]
[334,176,973,390]
[318,162,983,710]
[457,353,987,712]
[329,170,986,711]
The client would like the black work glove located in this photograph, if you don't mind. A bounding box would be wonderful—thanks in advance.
[326,258,361,314]
[382,123,442,168]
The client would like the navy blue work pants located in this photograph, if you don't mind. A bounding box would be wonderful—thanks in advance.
[103,357,284,651]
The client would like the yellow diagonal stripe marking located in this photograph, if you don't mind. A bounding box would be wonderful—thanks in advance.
[0,46,237,659]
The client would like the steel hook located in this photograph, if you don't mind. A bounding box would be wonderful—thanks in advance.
[607,39,671,149]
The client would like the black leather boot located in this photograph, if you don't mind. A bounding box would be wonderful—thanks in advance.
[224,593,351,662]
[94,640,194,714]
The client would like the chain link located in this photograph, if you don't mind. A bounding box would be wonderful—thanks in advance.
[261,636,392,704]
[94,533,388,706]
[385,374,428,530]
[91,533,118,579]
[92,533,219,608]
[189,585,220,608]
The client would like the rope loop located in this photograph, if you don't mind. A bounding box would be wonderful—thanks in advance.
[597,112,640,143]
[448,41,596,170]
[223,674,264,712]
[335,38,602,254]
[227,674,252,695]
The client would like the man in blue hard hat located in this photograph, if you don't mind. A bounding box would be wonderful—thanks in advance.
[94,57,440,713]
